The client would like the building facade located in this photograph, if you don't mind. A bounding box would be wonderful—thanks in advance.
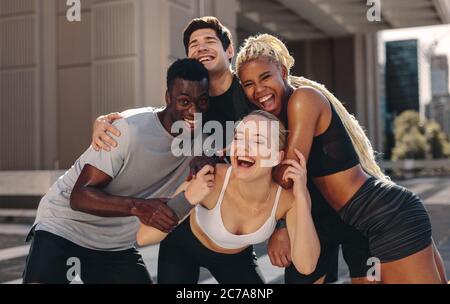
[431,55,449,97]
[1,0,449,170]
[427,55,450,136]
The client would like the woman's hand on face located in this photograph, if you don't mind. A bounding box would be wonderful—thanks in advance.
[92,112,122,151]
[281,149,309,206]
[184,165,215,205]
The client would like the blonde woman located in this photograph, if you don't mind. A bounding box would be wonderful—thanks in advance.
[235,34,447,284]
[137,111,320,283]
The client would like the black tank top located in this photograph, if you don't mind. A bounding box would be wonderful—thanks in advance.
[307,102,360,177]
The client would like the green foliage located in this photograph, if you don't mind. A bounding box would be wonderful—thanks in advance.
[391,111,450,160]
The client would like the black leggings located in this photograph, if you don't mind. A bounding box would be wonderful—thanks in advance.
[23,230,152,284]
[157,218,265,284]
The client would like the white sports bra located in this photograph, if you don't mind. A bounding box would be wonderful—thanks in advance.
[195,166,282,250]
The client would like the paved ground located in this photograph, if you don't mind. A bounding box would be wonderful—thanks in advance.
[1,176,449,284]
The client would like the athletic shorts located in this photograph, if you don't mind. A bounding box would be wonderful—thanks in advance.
[339,177,432,263]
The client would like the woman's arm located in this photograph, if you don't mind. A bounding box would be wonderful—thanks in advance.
[136,210,195,246]
[283,149,320,274]
[274,86,329,188]
[136,165,216,246]
[285,199,320,275]
[136,182,189,246]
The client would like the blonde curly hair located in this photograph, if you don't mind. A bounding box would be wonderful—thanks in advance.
[236,34,390,182]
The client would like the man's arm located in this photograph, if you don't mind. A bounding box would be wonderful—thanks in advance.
[267,222,292,268]
[71,164,178,233]
[136,165,215,246]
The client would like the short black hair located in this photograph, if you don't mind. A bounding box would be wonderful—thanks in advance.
[166,58,209,92]
[183,16,232,55]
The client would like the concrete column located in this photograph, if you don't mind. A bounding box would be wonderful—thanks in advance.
[139,0,169,107]
[210,0,238,49]
[354,34,367,129]
[38,0,57,169]
[0,0,39,170]
[56,0,93,168]
[354,32,383,154]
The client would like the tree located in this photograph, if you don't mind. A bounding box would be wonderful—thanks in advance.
[391,110,450,160]
[425,120,450,159]
[391,111,429,160]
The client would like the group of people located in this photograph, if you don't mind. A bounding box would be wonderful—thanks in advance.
[23,16,447,284]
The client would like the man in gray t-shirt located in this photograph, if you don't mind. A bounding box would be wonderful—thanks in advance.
[23,59,210,284]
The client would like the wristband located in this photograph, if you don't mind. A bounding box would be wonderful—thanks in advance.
[166,191,194,220]
[275,218,287,229]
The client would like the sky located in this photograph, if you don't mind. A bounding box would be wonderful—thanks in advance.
[381,24,450,58]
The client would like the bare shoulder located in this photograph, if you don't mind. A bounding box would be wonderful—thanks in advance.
[275,187,295,220]
[288,85,329,111]
[214,163,230,181]
[200,163,230,209]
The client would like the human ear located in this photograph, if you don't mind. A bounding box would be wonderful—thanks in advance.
[226,43,235,61]
[280,65,288,81]
[165,90,171,106]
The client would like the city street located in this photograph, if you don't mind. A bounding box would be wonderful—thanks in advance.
[1,177,449,284]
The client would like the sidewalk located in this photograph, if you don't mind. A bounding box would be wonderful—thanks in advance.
[0,176,449,283]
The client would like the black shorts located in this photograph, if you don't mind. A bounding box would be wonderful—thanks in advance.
[339,177,432,263]
[285,180,372,283]
[158,218,265,284]
[23,230,152,284]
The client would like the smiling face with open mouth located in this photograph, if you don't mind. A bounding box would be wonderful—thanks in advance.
[197,53,215,66]
[230,114,283,181]
[165,78,209,137]
[187,28,234,74]
[238,58,288,117]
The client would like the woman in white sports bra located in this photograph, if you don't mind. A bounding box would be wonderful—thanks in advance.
[137,110,320,283]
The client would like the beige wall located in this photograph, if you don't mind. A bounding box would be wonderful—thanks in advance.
[288,37,357,114]
[1,0,381,170]
[0,0,39,170]
[0,0,239,170]
[285,35,383,153]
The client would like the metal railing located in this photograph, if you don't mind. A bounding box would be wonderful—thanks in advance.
[380,159,450,178]
[1,160,449,196]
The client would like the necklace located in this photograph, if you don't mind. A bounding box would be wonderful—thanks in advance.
[237,182,273,216]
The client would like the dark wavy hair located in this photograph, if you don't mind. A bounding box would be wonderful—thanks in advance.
[183,16,232,55]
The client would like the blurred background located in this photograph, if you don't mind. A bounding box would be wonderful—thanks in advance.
[0,0,450,283]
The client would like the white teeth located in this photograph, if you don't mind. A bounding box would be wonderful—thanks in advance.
[237,156,255,164]
[198,56,213,63]
[259,95,273,103]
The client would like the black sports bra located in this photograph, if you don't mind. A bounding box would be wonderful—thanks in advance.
[307,101,360,177]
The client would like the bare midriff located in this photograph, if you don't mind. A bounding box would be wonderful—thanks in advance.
[313,164,371,211]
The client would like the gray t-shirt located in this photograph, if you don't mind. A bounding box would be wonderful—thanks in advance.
[33,107,192,251]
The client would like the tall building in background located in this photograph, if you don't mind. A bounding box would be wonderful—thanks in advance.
[431,55,449,97]
[385,39,420,114]
[427,54,450,136]
[384,39,420,158]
